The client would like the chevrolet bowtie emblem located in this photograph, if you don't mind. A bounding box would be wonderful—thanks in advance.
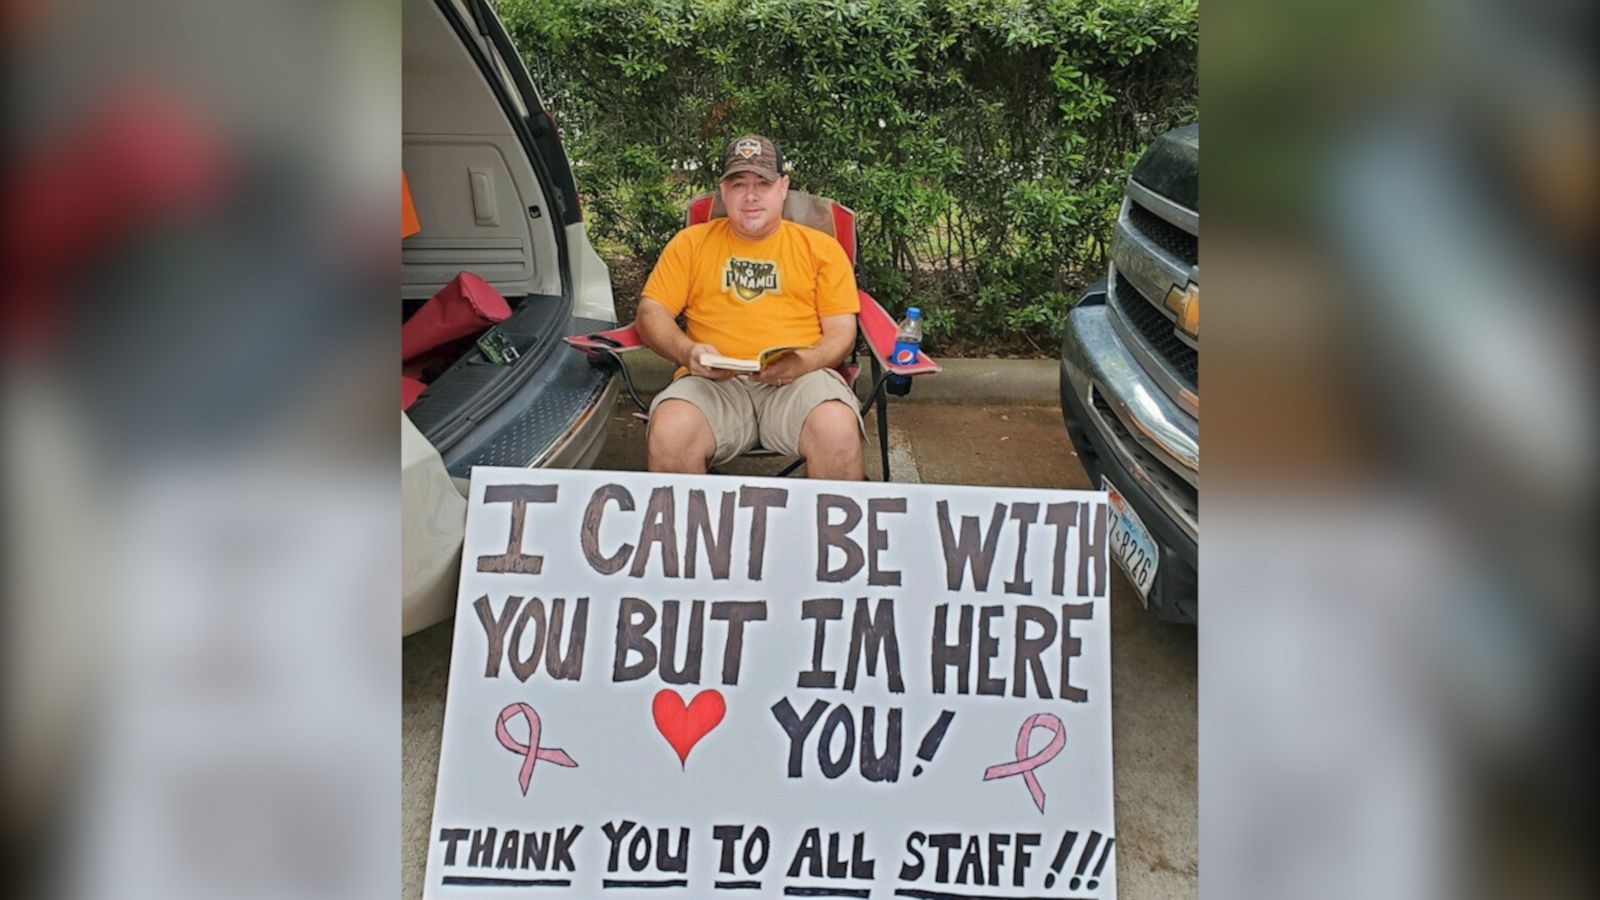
[1164,282,1199,339]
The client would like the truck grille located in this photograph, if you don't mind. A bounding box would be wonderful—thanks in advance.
[1113,272,1198,387]
[1126,200,1198,268]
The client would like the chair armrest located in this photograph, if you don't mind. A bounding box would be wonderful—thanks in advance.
[857,290,942,376]
[564,322,649,355]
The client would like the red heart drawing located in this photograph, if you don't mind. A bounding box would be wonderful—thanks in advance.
[652,688,726,766]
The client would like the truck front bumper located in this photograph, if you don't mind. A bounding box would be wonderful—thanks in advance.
[1060,284,1199,622]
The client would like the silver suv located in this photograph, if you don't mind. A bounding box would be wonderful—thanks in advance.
[402,0,620,634]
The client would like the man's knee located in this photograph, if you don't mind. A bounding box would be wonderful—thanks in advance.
[648,399,714,465]
[799,400,862,456]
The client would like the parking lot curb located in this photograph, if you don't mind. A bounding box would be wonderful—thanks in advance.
[621,354,1061,407]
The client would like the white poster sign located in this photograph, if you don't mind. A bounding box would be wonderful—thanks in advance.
[424,467,1116,899]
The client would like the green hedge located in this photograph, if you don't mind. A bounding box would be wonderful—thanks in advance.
[500,0,1197,352]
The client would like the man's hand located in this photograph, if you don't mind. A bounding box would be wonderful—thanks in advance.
[685,342,739,380]
[751,312,856,387]
[751,348,819,387]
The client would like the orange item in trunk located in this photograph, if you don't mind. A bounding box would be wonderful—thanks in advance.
[402,171,421,238]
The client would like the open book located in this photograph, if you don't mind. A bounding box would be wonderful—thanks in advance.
[696,345,808,373]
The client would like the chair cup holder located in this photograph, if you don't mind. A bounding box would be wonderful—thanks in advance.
[585,352,621,371]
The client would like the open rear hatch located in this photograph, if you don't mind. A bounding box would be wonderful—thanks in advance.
[402,0,615,475]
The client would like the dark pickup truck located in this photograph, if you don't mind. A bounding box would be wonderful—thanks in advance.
[1060,124,1198,623]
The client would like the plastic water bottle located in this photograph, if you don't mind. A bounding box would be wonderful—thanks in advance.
[887,307,922,396]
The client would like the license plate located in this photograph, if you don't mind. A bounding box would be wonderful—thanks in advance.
[1103,476,1159,604]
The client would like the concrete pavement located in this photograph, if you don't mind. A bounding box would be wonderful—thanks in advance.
[402,391,1198,899]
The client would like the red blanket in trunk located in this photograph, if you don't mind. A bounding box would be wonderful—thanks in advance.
[402,272,510,362]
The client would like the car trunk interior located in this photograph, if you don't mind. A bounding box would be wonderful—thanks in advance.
[401,0,572,452]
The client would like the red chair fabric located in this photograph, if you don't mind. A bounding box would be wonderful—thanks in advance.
[564,323,647,355]
[857,290,942,375]
[401,272,511,362]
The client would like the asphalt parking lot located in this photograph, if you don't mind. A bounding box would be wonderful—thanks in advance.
[403,394,1198,898]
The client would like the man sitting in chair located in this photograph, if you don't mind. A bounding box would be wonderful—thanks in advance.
[638,134,864,479]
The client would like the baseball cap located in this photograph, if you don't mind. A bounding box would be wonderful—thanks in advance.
[720,134,786,182]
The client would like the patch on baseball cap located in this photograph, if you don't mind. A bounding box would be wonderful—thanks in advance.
[720,134,785,182]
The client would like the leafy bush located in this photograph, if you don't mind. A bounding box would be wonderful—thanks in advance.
[499,0,1196,354]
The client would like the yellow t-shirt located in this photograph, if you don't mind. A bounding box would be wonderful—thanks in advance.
[641,219,860,376]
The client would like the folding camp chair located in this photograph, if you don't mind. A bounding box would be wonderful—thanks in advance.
[564,189,941,480]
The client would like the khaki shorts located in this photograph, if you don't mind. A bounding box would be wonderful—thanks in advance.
[649,368,863,466]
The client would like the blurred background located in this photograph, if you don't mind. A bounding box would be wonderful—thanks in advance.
[1,0,1592,898]
[3,1,397,899]
[1204,0,1594,898]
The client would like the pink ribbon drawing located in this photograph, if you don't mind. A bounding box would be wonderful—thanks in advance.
[982,713,1066,813]
[495,702,578,796]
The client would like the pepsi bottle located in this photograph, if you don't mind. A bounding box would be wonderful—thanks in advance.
[886,307,922,396]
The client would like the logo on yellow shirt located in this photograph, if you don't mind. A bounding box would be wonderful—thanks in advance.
[723,257,780,302]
